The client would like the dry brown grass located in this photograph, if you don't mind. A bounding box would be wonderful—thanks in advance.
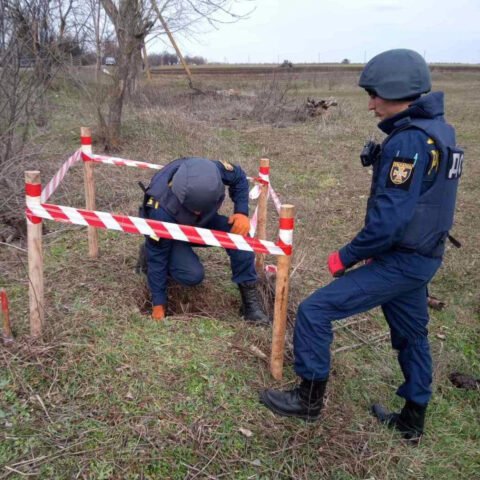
[1,68,479,479]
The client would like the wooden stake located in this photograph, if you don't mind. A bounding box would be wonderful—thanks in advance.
[255,158,270,275]
[81,127,99,258]
[1,288,13,344]
[270,205,294,380]
[152,2,195,90]
[25,171,45,337]
[143,43,152,81]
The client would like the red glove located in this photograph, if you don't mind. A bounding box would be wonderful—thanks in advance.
[228,213,250,236]
[328,251,345,277]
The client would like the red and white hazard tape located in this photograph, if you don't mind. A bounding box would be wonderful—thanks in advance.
[37,134,292,255]
[249,165,282,214]
[41,132,93,201]
[82,152,163,171]
[41,150,82,202]
[268,184,282,213]
[249,185,281,211]
[26,202,291,256]
[277,217,293,254]
[248,163,282,236]
[249,207,259,237]
[26,183,292,256]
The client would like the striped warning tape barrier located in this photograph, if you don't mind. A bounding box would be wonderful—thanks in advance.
[26,181,293,256]
[81,152,163,170]
[249,205,259,238]
[249,167,282,213]
[269,184,282,213]
[40,132,288,254]
[41,150,82,202]
[25,202,292,256]
[248,163,282,236]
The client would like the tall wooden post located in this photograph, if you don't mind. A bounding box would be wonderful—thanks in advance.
[152,3,195,90]
[270,204,295,380]
[25,171,45,337]
[255,158,270,275]
[143,44,152,81]
[81,127,99,258]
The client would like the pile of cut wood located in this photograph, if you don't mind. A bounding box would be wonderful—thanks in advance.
[305,97,338,117]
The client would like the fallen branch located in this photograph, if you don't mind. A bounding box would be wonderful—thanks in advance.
[248,345,268,361]
[333,332,389,354]
[333,317,370,331]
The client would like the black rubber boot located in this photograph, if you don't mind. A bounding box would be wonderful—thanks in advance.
[238,282,269,323]
[259,378,327,421]
[135,243,148,275]
[371,401,427,442]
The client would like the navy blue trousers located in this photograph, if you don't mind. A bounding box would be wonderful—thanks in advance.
[294,252,441,405]
[149,213,256,288]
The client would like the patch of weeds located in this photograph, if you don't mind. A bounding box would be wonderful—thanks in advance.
[87,459,115,480]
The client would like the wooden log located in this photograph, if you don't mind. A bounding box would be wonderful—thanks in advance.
[81,127,99,258]
[255,158,269,275]
[25,171,45,337]
[270,204,294,380]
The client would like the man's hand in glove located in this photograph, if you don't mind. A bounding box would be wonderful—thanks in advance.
[228,213,250,236]
[328,251,346,277]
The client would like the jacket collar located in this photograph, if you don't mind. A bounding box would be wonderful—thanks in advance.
[377,92,445,135]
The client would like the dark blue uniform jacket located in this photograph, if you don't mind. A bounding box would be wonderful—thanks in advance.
[142,157,250,305]
[339,92,463,268]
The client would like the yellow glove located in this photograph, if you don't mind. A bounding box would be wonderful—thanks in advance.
[152,305,166,321]
[228,213,250,236]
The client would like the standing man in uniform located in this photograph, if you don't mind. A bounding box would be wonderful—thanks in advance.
[140,156,268,324]
[259,49,463,441]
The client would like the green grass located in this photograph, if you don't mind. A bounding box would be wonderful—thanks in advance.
[1,70,480,479]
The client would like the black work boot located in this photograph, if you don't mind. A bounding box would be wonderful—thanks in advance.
[135,243,148,275]
[259,378,327,421]
[371,400,427,442]
[238,282,269,324]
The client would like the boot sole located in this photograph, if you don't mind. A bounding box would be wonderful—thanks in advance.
[240,313,271,326]
[258,391,320,422]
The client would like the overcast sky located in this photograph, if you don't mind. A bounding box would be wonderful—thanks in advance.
[151,0,480,64]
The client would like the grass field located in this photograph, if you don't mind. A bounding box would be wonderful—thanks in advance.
[1,67,479,479]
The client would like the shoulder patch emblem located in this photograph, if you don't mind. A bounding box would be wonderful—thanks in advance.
[386,157,415,190]
[220,159,234,171]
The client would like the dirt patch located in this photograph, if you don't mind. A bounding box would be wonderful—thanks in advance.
[449,372,480,390]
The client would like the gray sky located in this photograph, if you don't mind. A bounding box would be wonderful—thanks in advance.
[152,0,480,64]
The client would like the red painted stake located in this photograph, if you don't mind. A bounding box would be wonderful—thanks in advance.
[1,288,14,344]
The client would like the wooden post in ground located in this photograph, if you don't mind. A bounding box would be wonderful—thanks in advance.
[1,288,13,344]
[25,171,45,337]
[270,204,295,380]
[152,3,195,90]
[143,44,152,81]
[255,158,270,275]
[81,127,99,258]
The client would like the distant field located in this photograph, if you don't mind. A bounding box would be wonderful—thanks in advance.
[150,63,480,75]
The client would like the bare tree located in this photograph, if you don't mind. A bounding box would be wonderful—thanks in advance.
[96,0,251,149]
[83,0,112,80]
[0,0,79,240]
[97,0,153,148]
